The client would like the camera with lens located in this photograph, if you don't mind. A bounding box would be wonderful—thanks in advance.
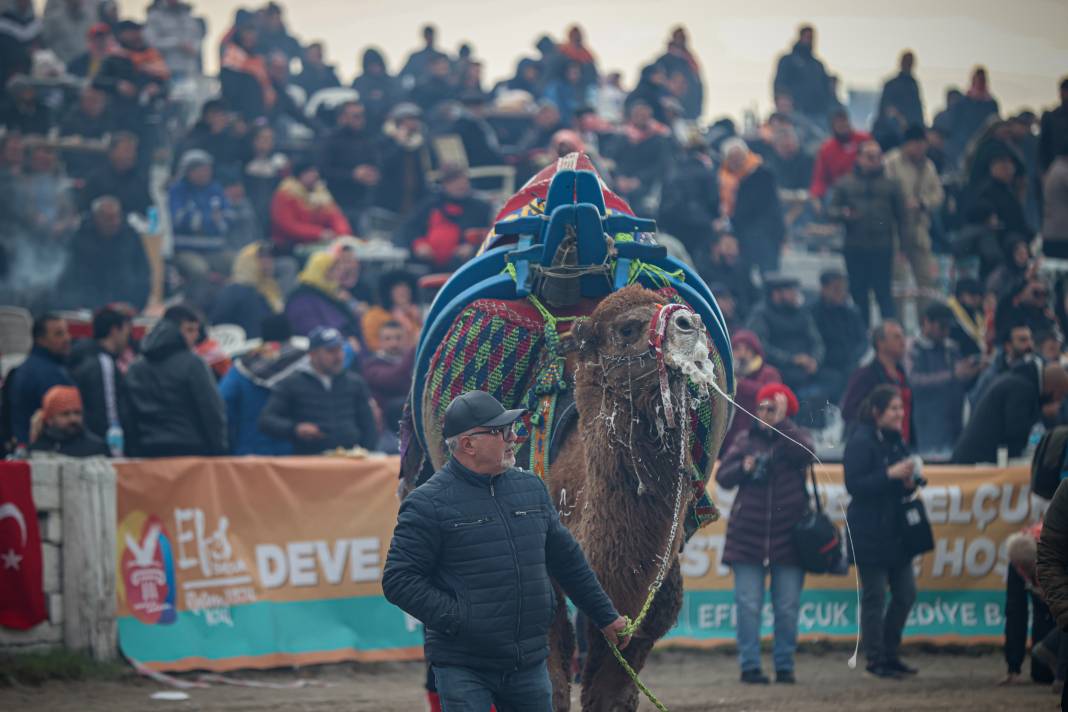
[910,454,928,488]
[749,454,771,485]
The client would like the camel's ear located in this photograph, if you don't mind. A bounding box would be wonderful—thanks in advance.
[564,317,597,354]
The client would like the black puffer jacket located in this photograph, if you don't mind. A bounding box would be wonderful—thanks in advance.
[125,320,228,457]
[843,422,912,569]
[382,459,618,671]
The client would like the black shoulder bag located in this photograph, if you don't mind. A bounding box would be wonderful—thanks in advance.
[793,466,845,574]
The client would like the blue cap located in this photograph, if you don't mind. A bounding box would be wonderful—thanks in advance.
[308,326,343,350]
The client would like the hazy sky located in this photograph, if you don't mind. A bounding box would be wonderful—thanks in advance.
[113,0,1068,123]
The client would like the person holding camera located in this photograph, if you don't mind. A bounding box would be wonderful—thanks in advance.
[716,383,815,685]
[844,384,920,679]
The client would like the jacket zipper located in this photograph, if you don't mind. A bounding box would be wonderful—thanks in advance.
[490,477,524,669]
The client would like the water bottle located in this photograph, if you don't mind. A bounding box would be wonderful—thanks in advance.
[1026,422,1046,458]
[147,206,160,235]
[106,425,125,458]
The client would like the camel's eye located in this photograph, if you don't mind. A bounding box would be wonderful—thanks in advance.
[617,321,641,342]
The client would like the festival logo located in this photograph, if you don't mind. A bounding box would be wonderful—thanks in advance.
[117,511,177,625]
[173,508,256,627]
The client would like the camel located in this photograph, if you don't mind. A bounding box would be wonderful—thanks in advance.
[402,284,731,711]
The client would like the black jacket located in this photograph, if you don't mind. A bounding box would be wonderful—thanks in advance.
[30,427,110,457]
[319,127,380,211]
[60,221,151,312]
[80,162,153,218]
[811,299,867,375]
[258,367,378,455]
[746,300,825,387]
[843,422,912,569]
[656,152,719,262]
[125,320,228,456]
[69,342,132,443]
[733,165,785,250]
[382,458,618,671]
[952,360,1042,465]
[878,72,924,129]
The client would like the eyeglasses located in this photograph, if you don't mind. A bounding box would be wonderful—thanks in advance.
[466,424,519,440]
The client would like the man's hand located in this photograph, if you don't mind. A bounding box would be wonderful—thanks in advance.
[295,423,325,440]
[742,455,757,473]
[602,616,630,650]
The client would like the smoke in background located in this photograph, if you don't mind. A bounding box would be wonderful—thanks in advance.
[0,227,71,312]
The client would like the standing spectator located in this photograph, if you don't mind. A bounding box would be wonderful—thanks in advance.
[399,24,445,86]
[944,67,1000,170]
[878,51,923,130]
[1002,523,1058,686]
[964,152,1032,280]
[255,2,301,61]
[773,25,833,123]
[609,100,673,216]
[125,305,227,457]
[319,100,380,230]
[947,278,986,358]
[719,138,785,275]
[60,196,151,311]
[909,303,979,460]
[168,149,233,247]
[173,99,245,176]
[28,385,109,457]
[841,321,911,443]
[1042,151,1068,259]
[557,24,598,90]
[844,384,918,679]
[810,269,867,407]
[656,26,703,120]
[721,330,782,454]
[995,277,1057,341]
[0,0,39,88]
[624,63,670,123]
[409,54,456,115]
[258,326,378,455]
[81,131,151,219]
[954,361,1068,465]
[717,383,813,685]
[67,22,112,79]
[361,271,422,353]
[41,0,93,65]
[294,42,340,97]
[269,159,352,254]
[218,314,301,455]
[828,140,909,325]
[968,322,1034,408]
[7,314,72,447]
[351,47,399,133]
[1036,480,1068,711]
[285,247,363,340]
[884,125,943,317]
[1039,77,1068,176]
[373,102,432,218]
[242,123,287,233]
[94,19,170,134]
[144,0,204,81]
[810,108,872,201]
[764,124,814,191]
[361,320,416,452]
[656,138,719,271]
[210,242,283,339]
[69,307,131,445]
[397,165,492,272]
[220,15,274,121]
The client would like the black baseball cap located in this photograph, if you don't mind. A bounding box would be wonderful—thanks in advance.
[442,391,524,439]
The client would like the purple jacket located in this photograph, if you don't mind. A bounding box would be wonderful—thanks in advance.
[284,285,362,341]
[716,419,814,567]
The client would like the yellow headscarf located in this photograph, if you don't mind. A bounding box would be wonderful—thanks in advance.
[232,243,284,312]
[297,250,341,297]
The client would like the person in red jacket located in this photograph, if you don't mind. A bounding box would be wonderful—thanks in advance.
[810,108,872,200]
[721,329,783,454]
[269,159,352,254]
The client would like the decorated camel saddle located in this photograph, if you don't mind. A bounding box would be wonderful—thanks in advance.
[402,153,734,539]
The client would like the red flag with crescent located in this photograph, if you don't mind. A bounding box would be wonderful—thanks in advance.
[0,461,46,629]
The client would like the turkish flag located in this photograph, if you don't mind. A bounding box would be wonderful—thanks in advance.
[0,461,47,629]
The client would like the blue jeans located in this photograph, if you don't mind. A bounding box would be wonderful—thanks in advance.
[732,563,805,673]
[433,660,552,712]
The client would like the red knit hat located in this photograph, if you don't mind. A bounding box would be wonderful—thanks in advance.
[42,386,82,421]
[755,383,799,417]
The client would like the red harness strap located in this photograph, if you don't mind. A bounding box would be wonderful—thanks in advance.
[647,303,688,430]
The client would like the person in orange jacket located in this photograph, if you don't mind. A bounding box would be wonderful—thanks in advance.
[269,159,352,254]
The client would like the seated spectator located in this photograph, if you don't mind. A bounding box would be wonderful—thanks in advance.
[69,306,132,446]
[295,42,340,97]
[410,54,456,115]
[705,234,759,322]
[1037,330,1063,365]
[1043,151,1068,260]
[361,270,423,353]
[58,86,114,179]
[513,100,565,182]
[719,138,785,275]
[909,304,980,460]
[968,322,1035,408]
[60,196,150,311]
[810,108,872,201]
[351,47,400,133]
[285,246,363,340]
[995,277,1058,342]
[557,25,598,90]
[264,50,317,135]
[7,314,73,447]
[144,0,204,81]
[258,326,378,455]
[211,243,283,339]
[242,123,288,234]
[125,305,227,457]
[221,173,260,250]
[609,100,673,215]
[494,57,542,101]
[218,315,301,456]
[810,269,867,406]
[256,1,302,61]
[656,138,719,270]
[16,143,77,240]
[29,386,109,457]
[450,92,503,168]
[953,361,1068,464]
[81,131,152,220]
[764,123,814,191]
[220,15,275,121]
[543,61,594,126]
[320,100,380,230]
[947,278,986,358]
[1003,523,1059,686]
[841,320,911,444]
[174,99,245,177]
[361,320,416,453]
[67,21,112,79]
[269,159,352,254]
[721,329,782,454]
[397,165,492,272]
[372,102,432,217]
[93,19,170,133]
[1,74,54,136]
[169,149,234,248]
[986,237,1033,300]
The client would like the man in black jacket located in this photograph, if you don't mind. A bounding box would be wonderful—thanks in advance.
[319,101,380,230]
[126,305,227,457]
[258,327,378,455]
[810,270,867,407]
[383,390,627,710]
[70,307,132,447]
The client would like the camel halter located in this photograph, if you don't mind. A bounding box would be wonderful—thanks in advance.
[647,302,691,431]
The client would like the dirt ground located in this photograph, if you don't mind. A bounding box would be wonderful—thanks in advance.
[0,647,1059,712]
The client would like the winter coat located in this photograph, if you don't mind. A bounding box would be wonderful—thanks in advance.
[840,359,913,445]
[318,127,380,212]
[843,422,913,568]
[1040,104,1068,174]
[168,178,232,243]
[30,426,109,457]
[945,96,999,169]
[717,420,814,567]
[810,131,872,199]
[828,167,910,251]
[382,458,618,671]
[80,163,152,218]
[351,49,401,131]
[884,149,944,232]
[218,344,303,456]
[722,357,782,455]
[811,299,867,376]
[360,348,415,430]
[69,342,131,443]
[257,365,378,455]
[1042,156,1068,243]
[60,221,151,311]
[1037,479,1068,630]
[878,72,924,129]
[952,359,1041,465]
[732,164,785,251]
[372,135,432,215]
[908,336,965,458]
[125,319,227,457]
[746,301,825,387]
[284,284,362,341]
[397,191,493,269]
[765,149,814,191]
[144,2,203,79]
[7,346,73,445]
[773,42,833,119]
[210,284,276,340]
[965,179,1032,240]
[269,178,352,252]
